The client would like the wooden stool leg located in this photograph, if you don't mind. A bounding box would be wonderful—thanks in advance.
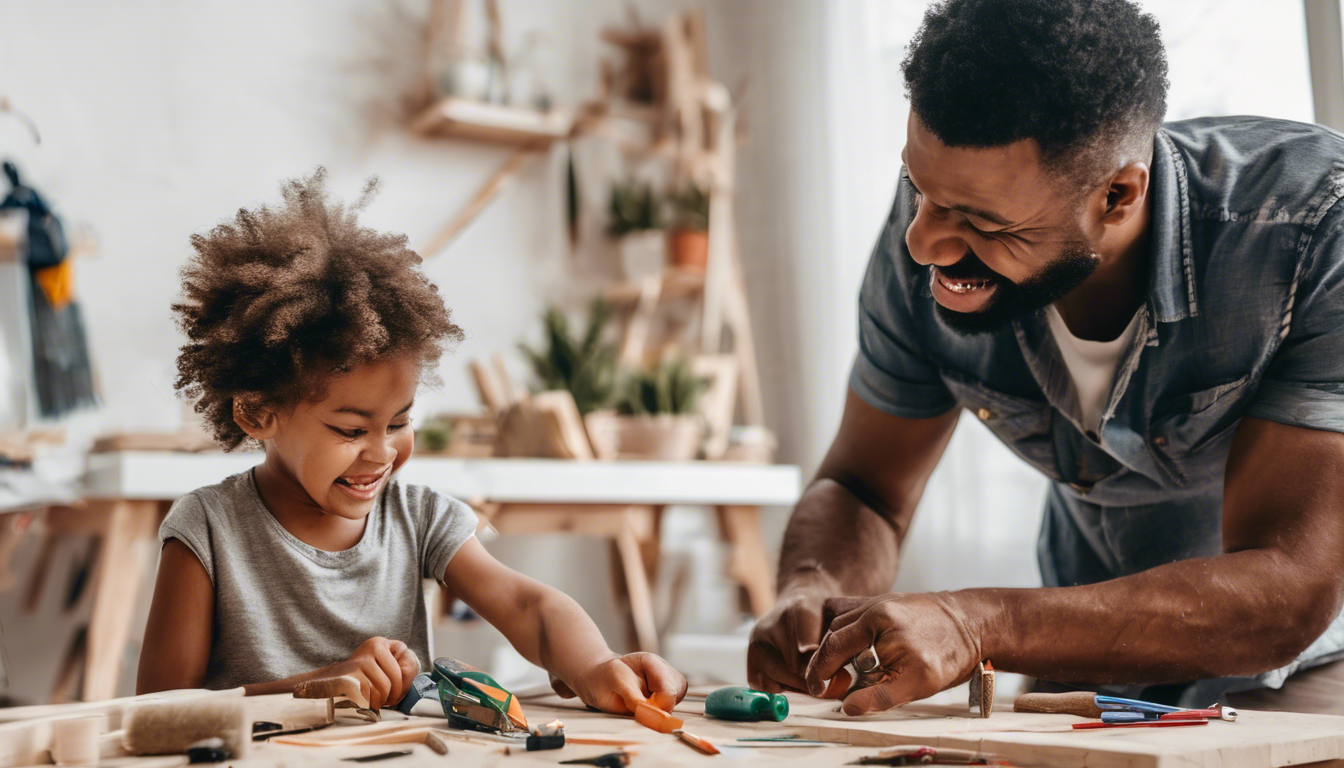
[82,500,159,701]
[614,518,660,654]
[716,505,776,618]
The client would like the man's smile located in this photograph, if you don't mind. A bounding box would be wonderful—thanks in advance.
[931,266,1000,312]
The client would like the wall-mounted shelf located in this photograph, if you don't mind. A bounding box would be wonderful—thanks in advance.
[409,97,573,146]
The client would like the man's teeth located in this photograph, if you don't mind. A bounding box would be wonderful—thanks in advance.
[945,277,991,293]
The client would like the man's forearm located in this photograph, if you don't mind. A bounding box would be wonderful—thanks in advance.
[965,548,1341,683]
[777,478,905,597]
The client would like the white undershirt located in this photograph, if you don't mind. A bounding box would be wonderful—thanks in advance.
[1046,306,1141,433]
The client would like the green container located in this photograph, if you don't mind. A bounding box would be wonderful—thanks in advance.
[704,686,789,722]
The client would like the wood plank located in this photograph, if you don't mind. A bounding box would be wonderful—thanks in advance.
[510,688,1344,768]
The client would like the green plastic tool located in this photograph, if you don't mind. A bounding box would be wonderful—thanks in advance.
[431,656,529,733]
[704,686,789,721]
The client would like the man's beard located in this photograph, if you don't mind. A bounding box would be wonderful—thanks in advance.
[931,243,1100,336]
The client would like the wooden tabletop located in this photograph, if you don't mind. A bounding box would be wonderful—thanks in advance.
[8,685,1344,768]
[83,451,803,506]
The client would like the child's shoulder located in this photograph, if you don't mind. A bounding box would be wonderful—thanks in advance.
[158,470,259,584]
[161,471,258,537]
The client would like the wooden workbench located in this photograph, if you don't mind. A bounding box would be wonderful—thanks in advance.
[5,685,1344,768]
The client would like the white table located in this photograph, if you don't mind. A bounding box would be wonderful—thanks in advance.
[65,452,801,701]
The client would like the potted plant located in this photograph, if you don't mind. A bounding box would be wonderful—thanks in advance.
[667,183,709,272]
[518,299,618,416]
[608,180,665,280]
[586,358,706,461]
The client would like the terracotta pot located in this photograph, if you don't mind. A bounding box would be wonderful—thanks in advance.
[667,229,709,272]
[584,411,703,461]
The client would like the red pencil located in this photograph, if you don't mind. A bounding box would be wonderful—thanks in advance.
[1073,719,1209,730]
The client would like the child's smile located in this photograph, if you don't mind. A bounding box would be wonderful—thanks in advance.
[333,464,393,500]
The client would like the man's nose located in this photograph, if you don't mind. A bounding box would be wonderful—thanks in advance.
[905,203,970,268]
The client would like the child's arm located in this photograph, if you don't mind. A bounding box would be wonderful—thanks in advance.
[444,537,688,714]
[137,540,215,694]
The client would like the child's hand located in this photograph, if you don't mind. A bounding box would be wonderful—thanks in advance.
[313,637,420,711]
[551,652,688,715]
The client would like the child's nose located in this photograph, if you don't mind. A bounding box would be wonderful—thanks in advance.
[364,434,398,464]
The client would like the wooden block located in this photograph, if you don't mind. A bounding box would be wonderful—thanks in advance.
[635,701,683,734]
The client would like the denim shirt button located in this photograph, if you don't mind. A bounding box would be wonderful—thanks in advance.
[1153,435,1168,447]
[976,407,993,420]
[1069,481,1094,495]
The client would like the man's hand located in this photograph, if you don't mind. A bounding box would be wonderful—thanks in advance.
[803,592,982,715]
[749,590,870,696]
[316,636,420,711]
[551,652,688,715]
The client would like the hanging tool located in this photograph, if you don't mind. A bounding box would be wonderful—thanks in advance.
[704,686,789,721]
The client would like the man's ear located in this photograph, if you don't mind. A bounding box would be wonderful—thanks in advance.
[233,397,279,441]
[1101,161,1149,226]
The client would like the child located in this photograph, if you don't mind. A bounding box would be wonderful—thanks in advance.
[137,169,687,714]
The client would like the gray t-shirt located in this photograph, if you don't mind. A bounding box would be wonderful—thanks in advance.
[159,469,478,690]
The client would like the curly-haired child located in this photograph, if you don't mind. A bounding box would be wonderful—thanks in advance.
[137,169,687,714]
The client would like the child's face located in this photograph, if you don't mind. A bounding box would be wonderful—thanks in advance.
[269,356,418,520]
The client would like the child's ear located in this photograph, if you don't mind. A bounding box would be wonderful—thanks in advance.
[233,398,279,441]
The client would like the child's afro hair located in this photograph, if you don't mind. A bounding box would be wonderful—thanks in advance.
[173,168,463,450]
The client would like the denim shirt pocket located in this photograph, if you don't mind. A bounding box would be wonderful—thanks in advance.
[1149,374,1252,484]
[940,370,1061,481]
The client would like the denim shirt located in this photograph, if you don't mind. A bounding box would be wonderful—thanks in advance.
[851,116,1344,700]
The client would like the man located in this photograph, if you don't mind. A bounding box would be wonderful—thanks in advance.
[748,0,1344,716]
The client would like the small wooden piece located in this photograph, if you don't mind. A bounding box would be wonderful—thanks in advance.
[969,660,995,718]
[471,359,511,414]
[293,675,371,710]
[634,701,683,734]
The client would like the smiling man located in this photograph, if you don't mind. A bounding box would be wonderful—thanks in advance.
[748,0,1344,715]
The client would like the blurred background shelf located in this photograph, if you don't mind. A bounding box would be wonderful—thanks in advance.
[409,97,573,146]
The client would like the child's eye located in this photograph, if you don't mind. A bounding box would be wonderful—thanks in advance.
[389,422,410,432]
[329,426,365,439]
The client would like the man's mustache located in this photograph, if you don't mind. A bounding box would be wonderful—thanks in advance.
[936,252,1003,282]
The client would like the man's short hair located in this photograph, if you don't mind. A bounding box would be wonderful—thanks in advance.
[902,0,1168,187]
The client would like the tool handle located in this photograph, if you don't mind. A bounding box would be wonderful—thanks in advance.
[1013,691,1104,718]
[1101,711,1156,724]
[1095,695,1183,714]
